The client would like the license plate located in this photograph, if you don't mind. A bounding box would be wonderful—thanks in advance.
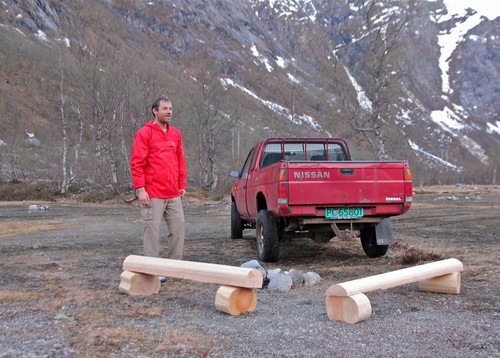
[325,207,364,219]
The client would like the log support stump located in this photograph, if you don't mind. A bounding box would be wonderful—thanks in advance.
[326,293,372,324]
[418,272,461,294]
[118,270,160,296]
[215,286,257,315]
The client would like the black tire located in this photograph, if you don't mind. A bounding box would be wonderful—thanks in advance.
[255,210,279,262]
[231,202,243,239]
[360,226,389,257]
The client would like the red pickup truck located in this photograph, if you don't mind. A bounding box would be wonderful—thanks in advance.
[230,137,413,262]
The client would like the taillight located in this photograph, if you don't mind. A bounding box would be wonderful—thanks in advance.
[278,168,288,182]
[404,168,413,208]
[277,168,289,213]
[404,168,412,181]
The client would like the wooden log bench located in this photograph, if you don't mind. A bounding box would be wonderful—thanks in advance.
[325,258,464,324]
[119,255,263,315]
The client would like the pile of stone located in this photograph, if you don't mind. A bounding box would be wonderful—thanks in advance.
[434,195,459,201]
[434,195,483,201]
[28,204,49,211]
[240,260,321,293]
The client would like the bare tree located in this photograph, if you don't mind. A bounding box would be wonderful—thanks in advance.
[72,39,124,186]
[3,101,22,182]
[185,47,238,191]
[306,0,423,159]
[350,1,425,159]
[284,70,305,136]
[59,48,83,193]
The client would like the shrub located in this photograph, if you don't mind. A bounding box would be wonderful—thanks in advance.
[0,180,59,201]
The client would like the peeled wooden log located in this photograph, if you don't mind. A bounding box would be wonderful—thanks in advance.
[326,258,463,297]
[123,255,263,288]
[215,286,257,315]
[118,270,160,296]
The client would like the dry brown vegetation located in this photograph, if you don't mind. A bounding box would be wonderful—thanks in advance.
[0,220,77,239]
[389,241,443,265]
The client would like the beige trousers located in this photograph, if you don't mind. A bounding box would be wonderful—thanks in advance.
[141,197,185,259]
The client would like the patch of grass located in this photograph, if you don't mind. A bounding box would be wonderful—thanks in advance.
[0,180,60,201]
[184,191,206,201]
[0,290,44,303]
[186,186,227,203]
[211,193,225,202]
[118,303,165,318]
[155,327,216,356]
[80,189,116,203]
[390,242,443,265]
[0,220,76,239]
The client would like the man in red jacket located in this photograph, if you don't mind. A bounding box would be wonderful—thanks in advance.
[130,96,187,260]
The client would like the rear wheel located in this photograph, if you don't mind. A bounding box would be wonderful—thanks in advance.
[255,210,279,262]
[231,202,243,239]
[360,226,389,257]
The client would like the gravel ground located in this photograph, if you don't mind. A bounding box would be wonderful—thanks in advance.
[0,185,498,357]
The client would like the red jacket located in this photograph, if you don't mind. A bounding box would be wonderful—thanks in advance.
[130,121,187,198]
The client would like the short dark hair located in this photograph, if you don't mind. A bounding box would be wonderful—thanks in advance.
[151,96,170,116]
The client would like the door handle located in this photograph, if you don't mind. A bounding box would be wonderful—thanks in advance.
[340,168,355,175]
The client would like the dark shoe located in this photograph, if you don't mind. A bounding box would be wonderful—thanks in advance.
[159,276,166,283]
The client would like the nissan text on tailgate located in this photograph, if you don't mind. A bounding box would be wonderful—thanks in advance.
[230,137,413,262]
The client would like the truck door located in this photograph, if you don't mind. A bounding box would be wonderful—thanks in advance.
[233,147,256,219]
[244,144,264,219]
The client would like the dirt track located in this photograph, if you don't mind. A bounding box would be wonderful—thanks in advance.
[0,185,498,357]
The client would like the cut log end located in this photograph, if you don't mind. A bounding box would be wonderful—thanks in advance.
[326,293,372,324]
[215,286,257,315]
[118,270,160,296]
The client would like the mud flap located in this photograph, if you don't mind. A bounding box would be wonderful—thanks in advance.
[375,218,392,245]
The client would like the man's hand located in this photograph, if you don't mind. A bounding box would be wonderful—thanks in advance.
[136,187,150,206]
[179,189,186,197]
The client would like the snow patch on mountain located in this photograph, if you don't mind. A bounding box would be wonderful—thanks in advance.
[276,56,287,68]
[251,43,274,72]
[440,0,500,21]
[345,66,372,112]
[431,106,467,131]
[427,0,495,165]
[408,139,462,171]
[221,77,322,131]
[255,0,318,22]
[432,11,483,95]
[486,121,500,135]
[430,106,489,164]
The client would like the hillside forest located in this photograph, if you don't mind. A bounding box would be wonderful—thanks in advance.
[0,0,498,201]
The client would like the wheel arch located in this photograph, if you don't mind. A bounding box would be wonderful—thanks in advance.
[256,192,267,212]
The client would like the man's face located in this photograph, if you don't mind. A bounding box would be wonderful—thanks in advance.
[153,100,172,125]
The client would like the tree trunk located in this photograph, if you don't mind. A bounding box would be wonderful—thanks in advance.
[107,111,118,184]
[59,51,70,194]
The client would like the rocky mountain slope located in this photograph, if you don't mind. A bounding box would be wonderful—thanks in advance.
[0,0,498,187]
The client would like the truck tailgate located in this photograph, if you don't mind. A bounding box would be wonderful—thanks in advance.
[287,161,407,206]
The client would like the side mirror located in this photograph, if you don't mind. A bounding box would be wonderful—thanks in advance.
[230,170,240,178]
